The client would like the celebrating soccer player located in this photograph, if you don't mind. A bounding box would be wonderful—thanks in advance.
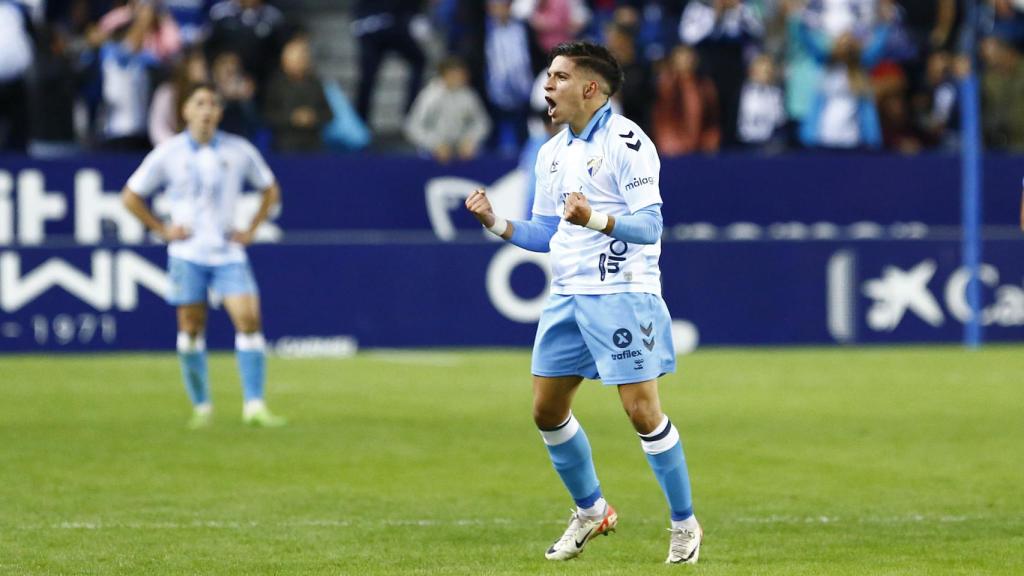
[122,82,286,429]
[465,41,701,564]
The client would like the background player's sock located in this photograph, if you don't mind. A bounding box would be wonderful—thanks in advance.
[640,415,695,522]
[235,332,266,403]
[539,413,602,510]
[177,332,209,406]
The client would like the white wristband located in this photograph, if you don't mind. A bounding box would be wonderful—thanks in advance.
[584,210,609,232]
[487,216,509,236]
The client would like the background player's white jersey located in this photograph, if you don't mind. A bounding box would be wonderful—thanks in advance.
[127,131,275,266]
[533,102,663,295]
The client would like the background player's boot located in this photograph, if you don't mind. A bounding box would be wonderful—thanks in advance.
[544,504,617,560]
[665,522,701,564]
[187,404,212,429]
[242,403,287,427]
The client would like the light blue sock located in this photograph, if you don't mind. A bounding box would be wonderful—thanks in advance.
[640,416,694,521]
[235,332,266,403]
[176,332,209,406]
[540,414,602,508]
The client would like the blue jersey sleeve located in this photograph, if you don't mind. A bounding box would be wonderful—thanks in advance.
[509,214,559,253]
[609,204,663,245]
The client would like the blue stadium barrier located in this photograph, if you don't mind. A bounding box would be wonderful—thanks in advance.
[2,154,1023,352]
[1,239,1023,352]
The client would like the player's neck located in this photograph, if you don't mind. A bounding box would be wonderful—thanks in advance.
[188,127,216,146]
[569,99,609,136]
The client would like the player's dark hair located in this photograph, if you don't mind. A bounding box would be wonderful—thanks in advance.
[437,55,467,75]
[549,41,624,97]
[183,81,221,103]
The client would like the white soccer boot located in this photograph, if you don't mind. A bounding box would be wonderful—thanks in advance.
[665,521,702,564]
[544,504,617,560]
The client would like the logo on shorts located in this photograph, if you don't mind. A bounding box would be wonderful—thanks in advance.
[612,328,633,348]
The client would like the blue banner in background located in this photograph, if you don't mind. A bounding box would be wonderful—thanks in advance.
[2,239,1023,352]
[3,153,1024,243]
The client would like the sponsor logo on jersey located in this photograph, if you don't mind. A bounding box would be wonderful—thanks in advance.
[625,176,655,191]
[612,328,633,348]
[610,349,642,361]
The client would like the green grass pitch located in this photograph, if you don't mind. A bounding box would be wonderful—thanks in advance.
[1,346,1022,575]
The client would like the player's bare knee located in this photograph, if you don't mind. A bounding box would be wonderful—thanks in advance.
[533,403,569,430]
[624,401,662,434]
[234,317,261,334]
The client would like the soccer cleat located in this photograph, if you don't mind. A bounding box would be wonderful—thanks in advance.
[544,504,618,560]
[242,406,287,428]
[187,406,213,429]
[665,522,702,565]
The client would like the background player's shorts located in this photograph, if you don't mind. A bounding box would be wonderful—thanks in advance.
[531,293,676,385]
[167,257,259,305]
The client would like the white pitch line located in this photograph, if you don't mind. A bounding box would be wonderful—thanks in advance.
[32,514,995,531]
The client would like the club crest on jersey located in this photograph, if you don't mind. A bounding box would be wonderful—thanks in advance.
[587,156,603,177]
[550,159,560,173]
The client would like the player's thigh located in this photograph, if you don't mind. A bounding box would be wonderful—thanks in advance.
[575,293,677,386]
[223,294,262,333]
[213,262,261,330]
[531,294,599,381]
[167,257,210,307]
[177,303,208,335]
[532,375,584,429]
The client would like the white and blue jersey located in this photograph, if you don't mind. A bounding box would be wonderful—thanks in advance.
[126,130,276,266]
[532,100,664,296]
[522,101,676,384]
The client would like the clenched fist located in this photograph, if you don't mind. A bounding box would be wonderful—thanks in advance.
[563,191,592,226]
[465,188,496,228]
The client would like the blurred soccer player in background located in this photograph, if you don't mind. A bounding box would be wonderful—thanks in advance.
[465,41,701,564]
[122,82,286,429]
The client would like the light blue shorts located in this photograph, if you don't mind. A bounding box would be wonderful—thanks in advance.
[531,293,677,385]
[167,257,259,306]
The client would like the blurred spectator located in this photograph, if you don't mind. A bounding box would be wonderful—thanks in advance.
[28,26,82,157]
[210,51,261,138]
[263,35,332,153]
[803,0,878,40]
[606,20,654,134]
[979,0,1024,50]
[737,53,787,150]
[484,0,540,156]
[163,0,213,45]
[680,0,764,148]
[0,0,34,152]
[915,51,962,150]
[652,45,721,155]
[799,32,883,149]
[149,47,209,145]
[97,0,182,63]
[206,0,292,101]
[404,57,491,163]
[97,18,162,151]
[352,0,427,123]
[897,0,957,52]
[513,0,590,52]
[872,62,922,153]
[981,34,1024,151]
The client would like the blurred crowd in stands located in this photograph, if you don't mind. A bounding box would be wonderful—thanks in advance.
[1,0,1023,160]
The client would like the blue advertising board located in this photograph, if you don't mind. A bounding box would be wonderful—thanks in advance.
[2,238,1022,352]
